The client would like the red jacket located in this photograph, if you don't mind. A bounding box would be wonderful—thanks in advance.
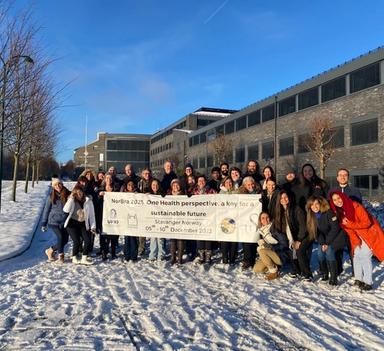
[342,201,384,261]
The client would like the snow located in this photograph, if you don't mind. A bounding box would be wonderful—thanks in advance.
[0,183,384,350]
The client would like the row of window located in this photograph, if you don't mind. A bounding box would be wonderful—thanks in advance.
[107,140,150,151]
[151,121,187,144]
[151,142,173,155]
[150,159,168,168]
[189,62,381,147]
[192,118,378,164]
[106,151,149,162]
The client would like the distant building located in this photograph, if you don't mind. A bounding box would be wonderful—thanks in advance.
[187,47,384,200]
[74,132,150,174]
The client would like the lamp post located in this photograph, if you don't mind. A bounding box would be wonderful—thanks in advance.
[0,54,34,213]
[274,95,278,179]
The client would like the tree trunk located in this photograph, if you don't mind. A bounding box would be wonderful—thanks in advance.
[24,148,31,193]
[31,162,36,188]
[36,161,40,183]
[11,153,19,201]
[319,156,325,179]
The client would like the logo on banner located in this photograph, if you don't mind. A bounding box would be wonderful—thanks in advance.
[220,217,236,234]
[127,213,138,228]
[107,208,119,225]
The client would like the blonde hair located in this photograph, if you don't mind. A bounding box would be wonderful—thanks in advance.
[306,196,330,240]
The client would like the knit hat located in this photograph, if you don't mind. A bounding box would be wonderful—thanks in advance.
[51,177,62,187]
[170,178,181,186]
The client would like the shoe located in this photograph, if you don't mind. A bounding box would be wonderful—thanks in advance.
[205,250,212,265]
[241,261,252,271]
[301,276,313,282]
[72,255,81,264]
[102,253,108,261]
[45,247,56,262]
[222,258,229,264]
[110,255,117,260]
[288,272,299,279]
[354,280,364,288]
[265,271,279,281]
[80,255,94,265]
[58,253,65,263]
[360,283,373,291]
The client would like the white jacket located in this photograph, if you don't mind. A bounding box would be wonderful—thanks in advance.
[63,196,96,231]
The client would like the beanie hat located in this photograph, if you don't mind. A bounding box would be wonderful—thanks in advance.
[51,177,62,187]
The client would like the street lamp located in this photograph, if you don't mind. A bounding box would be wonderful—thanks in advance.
[0,54,34,213]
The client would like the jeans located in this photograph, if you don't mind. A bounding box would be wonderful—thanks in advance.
[49,225,69,254]
[353,240,373,285]
[124,236,138,261]
[317,243,335,262]
[66,219,91,256]
[149,237,165,260]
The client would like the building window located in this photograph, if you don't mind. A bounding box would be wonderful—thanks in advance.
[350,63,380,93]
[199,156,206,169]
[262,104,275,122]
[279,136,294,156]
[353,175,379,189]
[235,146,245,163]
[351,118,378,146]
[200,132,206,143]
[248,110,260,127]
[321,77,346,102]
[248,144,259,160]
[225,121,235,134]
[262,141,274,160]
[207,155,213,168]
[298,87,318,110]
[216,125,224,136]
[279,96,296,116]
[236,116,247,131]
[330,126,344,148]
[193,135,199,146]
[298,134,310,153]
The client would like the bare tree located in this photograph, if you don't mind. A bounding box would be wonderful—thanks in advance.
[305,116,336,179]
[209,133,233,166]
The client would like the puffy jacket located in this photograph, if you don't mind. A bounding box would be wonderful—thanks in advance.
[41,191,68,227]
[63,196,96,231]
[316,210,348,251]
[342,201,384,261]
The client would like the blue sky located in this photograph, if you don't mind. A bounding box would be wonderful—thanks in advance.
[14,0,384,162]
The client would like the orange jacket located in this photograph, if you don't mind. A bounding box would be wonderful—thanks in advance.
[343,202,384,261]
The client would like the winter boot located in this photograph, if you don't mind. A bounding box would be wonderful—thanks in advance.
[80,255,94,265]
[319,260,329,282]
[328,261,338,286]
[72,255,81,264]
[58,253,65,263]
[266,266,279,281]
[205,250,212,264]
[196,250,205,264]
[45,247,56,262]
[170,241,177,265]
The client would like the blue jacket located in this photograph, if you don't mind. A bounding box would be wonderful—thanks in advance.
[41,191,68,227]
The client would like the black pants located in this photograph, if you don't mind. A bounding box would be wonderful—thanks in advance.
[50,225,69,254]
[197,240,212,251]
[243,243,257,266]
[296,239,313,278]
[221,241,237,263]
[170,239,185,263]
[101,234,119,257]
[185,240,197,259]
[124,236,138,261]
[66,219,91,256]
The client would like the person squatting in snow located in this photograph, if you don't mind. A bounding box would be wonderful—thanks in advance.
[41,161,384,291]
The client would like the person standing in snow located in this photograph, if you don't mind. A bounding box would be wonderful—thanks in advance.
[306,196,347,286]
[41,178,71,263]
[63,185,97,265]
[330,191,384,291]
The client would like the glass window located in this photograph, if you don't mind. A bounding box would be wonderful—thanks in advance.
[353,175,379,189]
[279,136,294,156]
[200,132,206,143]
[262,104,275,122]
[351,118,378,146]
[262,141,274,160]
[235,146,245,163]
[248,144,259,160]
[298,87,318,110]
[330,126,344,148]
[321,77,346,102]
[193,135,200,146]
[107,140,149,151]
[207,155,213,168]
[248,110,261,127]
[350,63,380,93]
[236,116,247,131]
[199,156,206,169]
[279,96,296,116]
[225,121,235,134]
[298,134,310,153]
[216,125,224,136]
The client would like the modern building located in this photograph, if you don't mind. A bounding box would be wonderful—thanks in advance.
[187,48,384,200]
[150,107,237,175]
[74,132,151,174]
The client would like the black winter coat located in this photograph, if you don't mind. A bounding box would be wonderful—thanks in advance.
[316,210,348,251]
[261,190,279,220]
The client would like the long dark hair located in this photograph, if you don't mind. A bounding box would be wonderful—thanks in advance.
[274,190,292,233]
[299,163,326,189]
[51,185,70,205]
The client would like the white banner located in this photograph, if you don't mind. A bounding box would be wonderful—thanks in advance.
[102,193,262,243]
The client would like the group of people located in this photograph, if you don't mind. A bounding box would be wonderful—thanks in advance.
[41,160,384,291]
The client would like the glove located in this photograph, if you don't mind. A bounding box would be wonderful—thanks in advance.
[41,226,48,232]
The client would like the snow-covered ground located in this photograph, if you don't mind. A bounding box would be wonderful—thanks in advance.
[0,183,384,350]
